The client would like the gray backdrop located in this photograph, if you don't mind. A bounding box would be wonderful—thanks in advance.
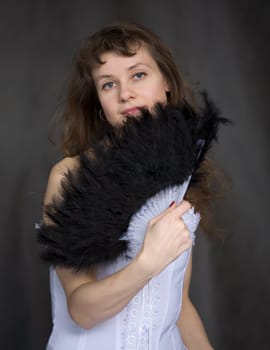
[1,0,269,349]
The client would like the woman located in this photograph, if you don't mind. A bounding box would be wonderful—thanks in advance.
[38,21,224,349]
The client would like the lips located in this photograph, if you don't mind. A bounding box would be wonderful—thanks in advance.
[121,107,143,116]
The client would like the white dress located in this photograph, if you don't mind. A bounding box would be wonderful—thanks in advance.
[46,183,200,350]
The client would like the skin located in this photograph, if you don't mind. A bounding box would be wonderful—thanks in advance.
[43,46,214,349]
[92,46,169,126]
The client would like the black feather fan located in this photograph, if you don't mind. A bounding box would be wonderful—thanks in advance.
[37,92,229,270]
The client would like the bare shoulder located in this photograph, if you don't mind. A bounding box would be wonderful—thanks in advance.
[51,156,80,175]
[44,156,80,206]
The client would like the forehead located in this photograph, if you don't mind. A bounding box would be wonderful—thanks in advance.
[91,46,159,77]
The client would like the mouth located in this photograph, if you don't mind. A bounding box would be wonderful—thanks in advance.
[121,106,144,117]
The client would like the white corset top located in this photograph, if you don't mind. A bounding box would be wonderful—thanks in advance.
[47,183,200,350]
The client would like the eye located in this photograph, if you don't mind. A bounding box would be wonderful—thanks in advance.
[133,72,146,80]
[102,81,115,90]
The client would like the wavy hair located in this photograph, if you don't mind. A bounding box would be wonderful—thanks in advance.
[54,21,227,236]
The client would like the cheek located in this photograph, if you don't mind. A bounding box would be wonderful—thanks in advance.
[98,95,115,114]
[146,86,167,104]
[150,77,168,101]
[98,96,122,126]
[102,106,115,123]
[157,88,168,102]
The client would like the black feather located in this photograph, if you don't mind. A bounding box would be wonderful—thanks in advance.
[37,91,229,270]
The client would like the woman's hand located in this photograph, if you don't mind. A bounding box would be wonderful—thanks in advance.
[139,201,192,277]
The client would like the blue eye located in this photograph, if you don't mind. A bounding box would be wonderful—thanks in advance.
[134,72,146,80]
[102,82,115,90]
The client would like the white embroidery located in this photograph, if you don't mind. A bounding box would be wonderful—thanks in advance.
[119,184,200,349]
[120,279,161,349]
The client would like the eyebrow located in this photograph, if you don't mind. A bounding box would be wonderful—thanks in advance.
[95,63,151,82]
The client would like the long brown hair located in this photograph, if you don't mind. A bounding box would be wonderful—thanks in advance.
[56,21,226,236]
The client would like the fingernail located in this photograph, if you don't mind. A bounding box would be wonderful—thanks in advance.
[169,201,175,208]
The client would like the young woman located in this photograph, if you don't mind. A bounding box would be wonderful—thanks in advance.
[38,21,225,349]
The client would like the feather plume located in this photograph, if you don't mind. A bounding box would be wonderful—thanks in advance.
[37,92,229,270]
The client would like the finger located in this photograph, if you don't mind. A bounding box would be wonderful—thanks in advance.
[180,228,190,240]
[149,201,176,225]
[151,200,190,226]
[169,200,192,218]
[178,239,193,253]
[175,219,188,231]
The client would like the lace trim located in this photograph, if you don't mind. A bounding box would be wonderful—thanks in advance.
[119,185,200,349]
[120,278,161,349]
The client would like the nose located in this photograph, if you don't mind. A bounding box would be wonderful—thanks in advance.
[119,81,135,102]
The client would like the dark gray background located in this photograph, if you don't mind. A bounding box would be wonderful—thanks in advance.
[1,0,269,349]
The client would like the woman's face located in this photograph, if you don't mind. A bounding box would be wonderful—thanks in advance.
[92,45,169,126]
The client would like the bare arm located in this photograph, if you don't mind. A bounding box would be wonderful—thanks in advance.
[177,253,214,350]
[44,158,193,329]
